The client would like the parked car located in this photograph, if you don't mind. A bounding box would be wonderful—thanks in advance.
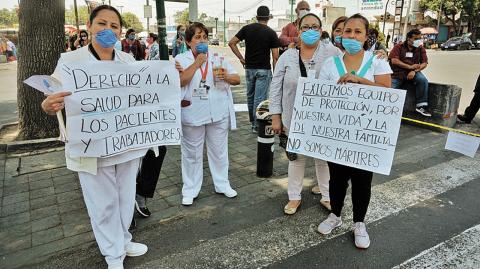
[209,38,219,46]
[440,36,473,50]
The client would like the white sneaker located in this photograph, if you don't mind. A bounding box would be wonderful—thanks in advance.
[318,213,342,235]
[125,242,148,257]
[182,196,194,206]
[353,222,370,249]
[216,188,238,198]
[108,265,123,269]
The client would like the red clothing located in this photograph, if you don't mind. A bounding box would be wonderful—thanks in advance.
[389,42,428,80]
[279,22,299,47]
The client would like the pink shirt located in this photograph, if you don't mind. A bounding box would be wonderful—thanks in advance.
[279,22,299,47]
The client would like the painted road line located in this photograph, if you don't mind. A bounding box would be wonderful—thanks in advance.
[392,224,480,269]
[135,155,480,269]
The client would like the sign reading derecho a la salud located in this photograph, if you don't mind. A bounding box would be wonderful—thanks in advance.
[60,60,182,158]
[287,77,406,175]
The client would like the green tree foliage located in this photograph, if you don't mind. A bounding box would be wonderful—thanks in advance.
[65,5,89,25]
[173,9,211,26]
[123,12,144,32]
[0,8,19,27]
[420,0,480,36]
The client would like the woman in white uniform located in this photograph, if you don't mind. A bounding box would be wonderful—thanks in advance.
[270,13,342,215]
[175,22,241,206]
[317,13,392,249]
[41,6,148,269]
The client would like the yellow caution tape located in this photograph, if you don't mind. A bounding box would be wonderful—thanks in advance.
[401,117,480,138]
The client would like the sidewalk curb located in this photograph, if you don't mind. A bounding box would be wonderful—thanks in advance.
[0,122,63,154]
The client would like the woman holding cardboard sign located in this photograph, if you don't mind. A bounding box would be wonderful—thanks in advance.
[270,13,342,215]
[317,14,392,249]
[41,5,149,269]
[174,22,240,206]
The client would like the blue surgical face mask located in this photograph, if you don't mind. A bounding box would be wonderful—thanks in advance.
[195,42,208,54]
[334,35,342,45]
[128,34,136,40]
[342,38,363,55]
[300,29,320,46]
[95,29,118,48]
[413,39,423,48]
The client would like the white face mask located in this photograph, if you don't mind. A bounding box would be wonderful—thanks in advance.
[412,39,423,48]
[298,9,309,19]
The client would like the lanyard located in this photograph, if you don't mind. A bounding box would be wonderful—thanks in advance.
[89,44,115,61]
[199,53,209,82]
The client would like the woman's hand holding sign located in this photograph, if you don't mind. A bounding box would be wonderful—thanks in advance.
[41,91,72,115]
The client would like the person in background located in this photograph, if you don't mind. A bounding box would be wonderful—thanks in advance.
[41,5,148,268]
[229,6,280,133]
[172,24,187,57]
[457,74,480,124]
[386,33,391,48]
[317,13,392,249]
[389,29,431,117]
[279,0,310,50]
[270,13,337,215]
[132,32,166,223]
[121,28,144,60]
[146,32,159,60]
[320,31,330,44]
[366,28,387,54]
[330,16,347,50]
[73,30,90,50]
[5,38,16,61]
[175,22,241,206]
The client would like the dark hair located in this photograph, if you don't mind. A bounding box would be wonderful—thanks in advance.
[321,31,330,39]
[89,5,123,27]
[185,22,209,45]
[368,28,379,38]
[298,13,322,30]
[148,33,158,42]
[126,28,135,37]
[176,24,185,39]
[331,16,347,43]
[79,30,88,37]
[343,13,370,50]
[176,24,184,32]
[407,29,421,38]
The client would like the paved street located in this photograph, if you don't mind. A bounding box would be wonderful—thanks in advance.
[0,62,18,125]
[0,48,479,269]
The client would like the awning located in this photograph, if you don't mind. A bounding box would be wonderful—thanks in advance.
[420,27,438,34]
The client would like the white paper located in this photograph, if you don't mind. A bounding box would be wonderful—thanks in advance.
[59,60,182,158]
[23,75,62,95]
[286,78,406,175]
[445,131,480,158]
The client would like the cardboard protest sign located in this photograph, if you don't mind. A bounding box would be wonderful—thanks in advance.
[59,60,181,158]
[445,131,480,158]
[287,78,406,175]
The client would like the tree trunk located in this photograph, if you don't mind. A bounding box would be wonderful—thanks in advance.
[17,0,65,139]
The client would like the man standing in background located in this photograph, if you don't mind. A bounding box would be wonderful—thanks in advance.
[229,6,280,133]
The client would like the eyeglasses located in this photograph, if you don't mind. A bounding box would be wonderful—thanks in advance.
[300,24,320,32]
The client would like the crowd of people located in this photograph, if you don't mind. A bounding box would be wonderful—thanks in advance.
[38,2,478,268]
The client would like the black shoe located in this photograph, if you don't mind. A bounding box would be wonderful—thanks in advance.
[252,125,258,134]
[457,114,472,124]
[415,106,432,117]
[129,218,136,231]
[135,201,151,218]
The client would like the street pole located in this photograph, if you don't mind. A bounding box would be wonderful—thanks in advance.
[223,0,226,47]
[382,0,390,35]
[215,17,218,38]
[437,0,443,32]
[146,0,150,33]
[156,0,169,60]
[238,16,241,25]
[109,0,111,6]
[118,5,123,14]
[402,0,413,41]
[73,0,80,33]
[290,0,294,22]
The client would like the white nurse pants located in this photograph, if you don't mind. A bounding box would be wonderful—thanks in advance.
[181,118,232,198]
[287,154,330,201]
[78,158,140,267]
